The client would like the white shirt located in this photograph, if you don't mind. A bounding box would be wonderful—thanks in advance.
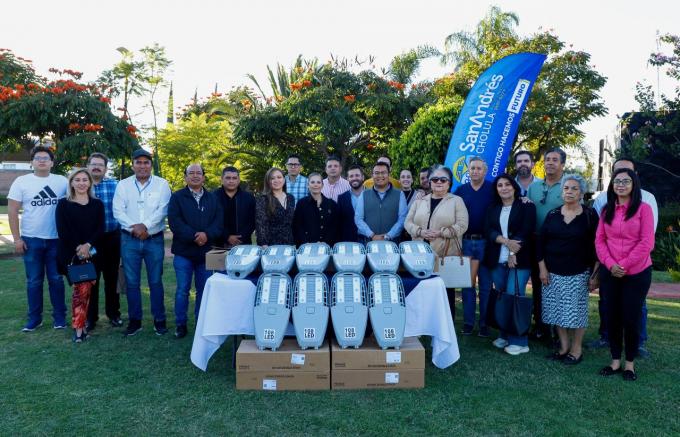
[498,205,512,264]
[592,189,658,231]
[7,173,68,239]
[112,175,171,235]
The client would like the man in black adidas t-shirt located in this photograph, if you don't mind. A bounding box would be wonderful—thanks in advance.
[8,145,69,332]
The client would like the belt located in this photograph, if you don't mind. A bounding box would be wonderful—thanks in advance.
[463,233,484,240]
[121,229,164,239]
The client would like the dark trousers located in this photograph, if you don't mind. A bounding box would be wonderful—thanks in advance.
[446,288,456,322]
[88,229,121,323]
[600,266,652,362]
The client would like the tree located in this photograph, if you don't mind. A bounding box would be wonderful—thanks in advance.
[233,55,435,180]
[157,112,233,190]
[0,49,138,172]
[391,6,608,173]
[620,33,680,205]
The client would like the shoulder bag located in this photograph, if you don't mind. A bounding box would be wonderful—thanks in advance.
[434,236,472,288]
[67,255,97,284]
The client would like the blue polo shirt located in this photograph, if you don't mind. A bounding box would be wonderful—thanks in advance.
[454,180,494,235]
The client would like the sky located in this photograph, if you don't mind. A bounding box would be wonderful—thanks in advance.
[2,0,678,159]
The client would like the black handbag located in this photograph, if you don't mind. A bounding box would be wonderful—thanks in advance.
[494,268,533,336]
[486,286,502,330]
[67,255,97,284]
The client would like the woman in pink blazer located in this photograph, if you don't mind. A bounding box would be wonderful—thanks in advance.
[595,168,655,381]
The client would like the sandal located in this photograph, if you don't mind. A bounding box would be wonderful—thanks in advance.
[599,365,622,376]
[563,353,583,365]
[622,370,638,381]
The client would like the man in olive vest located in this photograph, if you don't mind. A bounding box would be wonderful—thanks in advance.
[354,162,408,244]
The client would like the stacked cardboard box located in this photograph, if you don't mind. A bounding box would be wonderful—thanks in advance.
[236,339,330,391]
[331,336,425,390]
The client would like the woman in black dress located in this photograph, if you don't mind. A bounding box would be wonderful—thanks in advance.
[538,174,599,365]
[293,173,339,246]
[56,168,104,343]
[255,167,295,247]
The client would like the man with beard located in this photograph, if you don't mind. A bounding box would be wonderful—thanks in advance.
[337,164,365,242]
[514,151,542,197]
[85,153,123,330]
[419,167,431,194]
[527,147,566,341]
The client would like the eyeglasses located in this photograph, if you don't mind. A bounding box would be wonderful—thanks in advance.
[429,177,450,184]
[613,179,632,186]
[33,156,51,162]
[286,163,301,167]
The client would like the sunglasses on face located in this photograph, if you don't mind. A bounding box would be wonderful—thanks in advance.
[429,177,450,184]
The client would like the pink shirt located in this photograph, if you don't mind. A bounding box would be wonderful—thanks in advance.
[321,177,351,202]
[595,201,655,275]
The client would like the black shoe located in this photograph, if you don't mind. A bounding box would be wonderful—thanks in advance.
[175,324,188,339]
[85,321,96,332]
[124,320,142,337]
[72,329,85,343]
[622,369,638,381]
[477,326,490,338]
[546,351,569,361]
[563,353,583,365]
[109,317,124,328]
[461,324,473,336]
[154,320,168,336]
[599,365,622,377]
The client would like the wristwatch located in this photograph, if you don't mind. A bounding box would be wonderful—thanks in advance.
[509,251,515,256]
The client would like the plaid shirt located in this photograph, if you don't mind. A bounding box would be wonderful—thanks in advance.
[285,174,308,206]
[93,178,120,232]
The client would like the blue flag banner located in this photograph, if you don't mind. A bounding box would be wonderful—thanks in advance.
[444,52,547,191]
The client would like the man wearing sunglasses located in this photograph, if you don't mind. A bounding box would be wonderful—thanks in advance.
[589,157,658,358]
[527,147,566,341]
[454,157,495,337]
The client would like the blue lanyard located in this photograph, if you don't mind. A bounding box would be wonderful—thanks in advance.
[134,177,152,197]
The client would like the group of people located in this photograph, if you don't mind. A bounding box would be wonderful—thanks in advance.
[8,145,656,381]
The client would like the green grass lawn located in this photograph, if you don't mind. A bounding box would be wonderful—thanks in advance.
[1,257,679,435]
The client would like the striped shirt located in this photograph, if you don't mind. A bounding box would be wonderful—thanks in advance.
[321,177,351,202]
[285,174,308,205]
[93,178,120,233]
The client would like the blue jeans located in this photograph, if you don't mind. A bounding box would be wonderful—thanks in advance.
[173,255,210,325]
[461,238,492,328]
[491,264,531,347]
[22,237,66,326]
[121,232,166,322]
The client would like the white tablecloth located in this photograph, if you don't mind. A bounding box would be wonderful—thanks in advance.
[404,277,460,369]
[190,274,459,371]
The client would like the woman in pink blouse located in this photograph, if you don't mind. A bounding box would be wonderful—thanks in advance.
[595,168,655,381]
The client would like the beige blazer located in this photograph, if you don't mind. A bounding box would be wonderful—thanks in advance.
[404,193,469,257]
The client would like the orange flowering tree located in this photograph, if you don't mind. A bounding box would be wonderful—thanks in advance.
[0,49,138,171]
[232,55,434,178]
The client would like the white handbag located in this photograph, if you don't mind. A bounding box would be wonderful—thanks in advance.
[434,237,472,288]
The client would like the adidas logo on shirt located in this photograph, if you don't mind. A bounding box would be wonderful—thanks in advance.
[31,186,59,206]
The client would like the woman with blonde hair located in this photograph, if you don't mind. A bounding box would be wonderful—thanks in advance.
[255,167,295,247]
[404,164,468,318]
[56,168,104,342]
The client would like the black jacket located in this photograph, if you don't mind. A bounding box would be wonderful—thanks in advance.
[482,199,536,269]
[213,187,256,247]
[168,187,224,263]
[293,194,340,247]
[337,190,358,242]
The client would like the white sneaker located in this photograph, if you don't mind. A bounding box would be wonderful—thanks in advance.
[492,338,508,349]
[504,345,530,355]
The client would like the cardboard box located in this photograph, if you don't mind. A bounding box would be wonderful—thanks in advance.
[331,368,424,390]
[236,370,330,391]
[205,248,227,270]
[237,339,330,372]
[331,336,425,370]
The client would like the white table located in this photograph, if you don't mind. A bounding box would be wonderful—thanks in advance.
[190,273,460,371]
